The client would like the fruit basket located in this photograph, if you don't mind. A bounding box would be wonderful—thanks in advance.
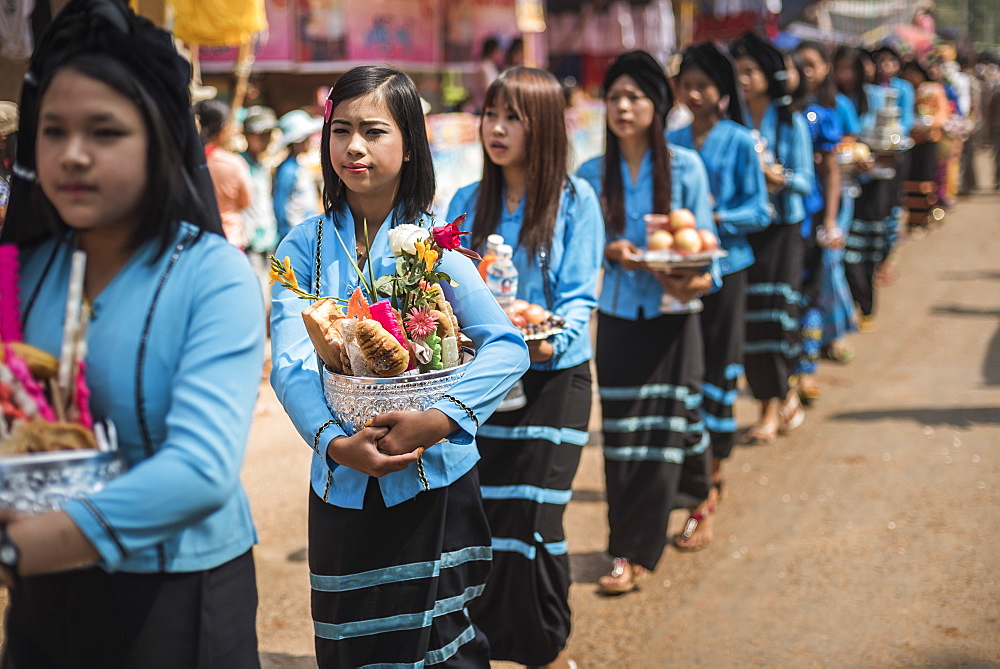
[322,349,475,436]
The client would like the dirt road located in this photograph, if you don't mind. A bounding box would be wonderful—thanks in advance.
[4,179,992,667]
[247,182,1000,667]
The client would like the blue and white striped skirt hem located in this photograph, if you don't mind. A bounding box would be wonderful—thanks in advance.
[744,222,805,401]
[308,470,492,667]
[699,267,747,459]
[597,312,710,571]
[469,363,591,666]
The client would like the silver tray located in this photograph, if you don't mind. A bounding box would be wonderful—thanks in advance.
[633,248,728,271]
[0,449,126,513]
[323,350,474,435]
[522,327,565,342]
[861,134,914,154]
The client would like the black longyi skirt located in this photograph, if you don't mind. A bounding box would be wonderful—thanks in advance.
[597,312,710,572]
[3,550,259,669]
[469,362,591,666]
[308,469,492,668]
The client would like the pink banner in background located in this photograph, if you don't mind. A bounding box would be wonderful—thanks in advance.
[199,0,296,67]
[344,0,441,64]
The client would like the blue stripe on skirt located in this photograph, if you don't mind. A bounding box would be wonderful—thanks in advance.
[308,471,492,667]
[468,363,591,666]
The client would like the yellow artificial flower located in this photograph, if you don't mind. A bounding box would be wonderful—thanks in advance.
[414,240,426,260]
[424,249,439,272]
[283,261,300,292]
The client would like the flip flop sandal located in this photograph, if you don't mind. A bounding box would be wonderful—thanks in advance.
[822,343,855,364]
[744,422,778,445]
[597,558,644,595]
[674,502,715,552]
[779,395,805,434]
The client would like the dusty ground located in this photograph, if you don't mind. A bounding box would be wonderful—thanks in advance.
[248,175,1000,667]
[2,166,997,669]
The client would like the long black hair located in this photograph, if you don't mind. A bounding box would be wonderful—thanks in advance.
[833,45,870,117]
[471,67,568,257]
[601,50,672,237]
[2,53,212,255]
[676,41,745,126]
[320,66,435,226]
[793,41,839,109]
[731,31,793,127]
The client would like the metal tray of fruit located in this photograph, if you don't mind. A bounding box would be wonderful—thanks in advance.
[522,326,565,342]
[632,248,727,271]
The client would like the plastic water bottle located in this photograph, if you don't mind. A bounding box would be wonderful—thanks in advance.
[486,244,518,310]
[478,233,505,282]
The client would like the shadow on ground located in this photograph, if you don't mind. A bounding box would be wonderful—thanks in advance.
[829,406,1000,428]
[909,647,1000,669]
[570,488,606,503]
[260,652,315,668]
[938,269,1000,282]
[569,551,611,584]
[928,304,1000,386]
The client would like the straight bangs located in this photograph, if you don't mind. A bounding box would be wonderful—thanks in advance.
[601,92,671,236]
[321,66,435,226]
[16,54,206,256]
[473,68,568,256]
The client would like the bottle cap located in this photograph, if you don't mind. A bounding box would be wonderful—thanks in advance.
[497,244,513,256]
[487,233,505,247]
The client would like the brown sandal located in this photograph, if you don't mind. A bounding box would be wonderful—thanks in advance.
[597,558,645,595]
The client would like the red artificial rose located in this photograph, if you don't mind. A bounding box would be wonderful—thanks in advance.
[431,214,482,261]
[432,214,467,249]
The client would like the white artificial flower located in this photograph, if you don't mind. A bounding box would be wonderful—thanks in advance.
[387,224,430,256]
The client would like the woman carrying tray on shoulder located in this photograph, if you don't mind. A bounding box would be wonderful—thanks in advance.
[446,67,604,669]
[668,41,771,548]
[269,65,529,668]
[576,50,721,595]
[0,1,265,665]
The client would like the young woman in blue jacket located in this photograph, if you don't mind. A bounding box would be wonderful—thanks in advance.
[0,1,264,665]
[669,41,770,546]
[447,66,603,669]
[269,66,529,667]
[577,50,721,595]
[730,32,816,444]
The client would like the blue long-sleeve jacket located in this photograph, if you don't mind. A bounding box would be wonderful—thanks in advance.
[269,205,530,509]
[753,103,816,225]
[20,224,264,573]
[576,145,722,320]
[446,176,604,371]
[668,119,771,275]
[273,155,317,241]
[835,93,862,137]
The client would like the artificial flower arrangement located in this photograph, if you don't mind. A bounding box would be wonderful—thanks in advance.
[0,245,116,456]
[271,215,481,378]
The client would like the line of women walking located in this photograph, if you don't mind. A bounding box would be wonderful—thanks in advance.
[0,2,925,666]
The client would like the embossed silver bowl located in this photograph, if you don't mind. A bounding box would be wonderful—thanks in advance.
[0,449,126,513]
[322,350,474,436]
